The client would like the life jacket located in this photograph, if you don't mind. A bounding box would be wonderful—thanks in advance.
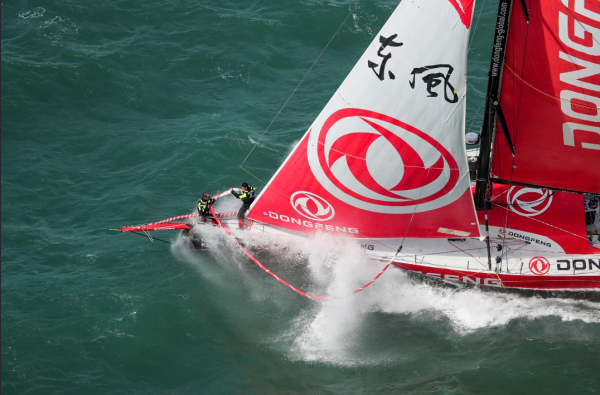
[197,198,215,215]
[235,186,257,207]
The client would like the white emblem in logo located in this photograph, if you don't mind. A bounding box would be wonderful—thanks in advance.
[306,109,467,214]
[507,187,553,217]
[290,191,335,221]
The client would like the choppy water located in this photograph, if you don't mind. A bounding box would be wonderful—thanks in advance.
[2,0,600,393]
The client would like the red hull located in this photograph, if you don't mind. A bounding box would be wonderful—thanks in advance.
[394,262,600,290]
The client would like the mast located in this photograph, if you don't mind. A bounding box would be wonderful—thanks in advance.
[474,0,513,211]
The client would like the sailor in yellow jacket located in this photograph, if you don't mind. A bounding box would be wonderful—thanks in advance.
[230,182,257,229]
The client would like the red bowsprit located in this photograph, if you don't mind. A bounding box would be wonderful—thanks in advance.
[120,211,238,233]
[121,223,193,232]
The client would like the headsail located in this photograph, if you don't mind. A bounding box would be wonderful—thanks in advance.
[247,0,479,239]
[491,0,600,194]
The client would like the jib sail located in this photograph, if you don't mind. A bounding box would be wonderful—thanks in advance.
[247,0,480,238]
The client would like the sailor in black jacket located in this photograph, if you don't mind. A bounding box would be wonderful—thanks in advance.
[197,193,218,224]
[230,182,257,229]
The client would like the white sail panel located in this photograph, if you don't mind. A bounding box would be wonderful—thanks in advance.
[248,0,479,238]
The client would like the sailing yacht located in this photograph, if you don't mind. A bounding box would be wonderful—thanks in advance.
[122,0,600,291]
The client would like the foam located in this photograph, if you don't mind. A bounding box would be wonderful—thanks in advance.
[174,216,600,365]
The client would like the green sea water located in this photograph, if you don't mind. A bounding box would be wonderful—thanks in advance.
[2,0,600,393]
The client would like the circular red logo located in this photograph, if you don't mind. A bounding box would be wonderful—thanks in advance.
[290,191,335,221]
[529,256,550,275]
[311,109,460,210]
[507,187,553,217]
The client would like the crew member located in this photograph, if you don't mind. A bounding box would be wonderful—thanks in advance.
[230,182,257,229]
[197,193,218,224]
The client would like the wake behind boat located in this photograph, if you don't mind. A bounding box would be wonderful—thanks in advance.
[119,0,600,293]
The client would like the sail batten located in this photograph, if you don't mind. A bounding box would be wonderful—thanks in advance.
[247,0,480,239]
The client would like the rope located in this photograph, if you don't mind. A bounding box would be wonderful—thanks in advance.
[241,166,278,171]
[468,0,487,52]
[131,232,172,244]
[209,205,390,300]
[149,212,236,225]
[225,1,361,188]
[491,201,590,241]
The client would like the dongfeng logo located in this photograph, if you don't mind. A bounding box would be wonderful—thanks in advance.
[507,187,553,217]
[307,108,464,214]
[529,256,550,276]
[290,191,335,221]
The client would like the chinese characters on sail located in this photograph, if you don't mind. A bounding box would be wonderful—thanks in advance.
[409,64,458,103]
[367,34,403,81]
[367,35,457,103]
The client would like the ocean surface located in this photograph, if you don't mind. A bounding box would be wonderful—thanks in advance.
[2,0,600,393]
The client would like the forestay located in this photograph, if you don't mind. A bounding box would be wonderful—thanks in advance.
[491,0,600,194]
[248,0,480,239]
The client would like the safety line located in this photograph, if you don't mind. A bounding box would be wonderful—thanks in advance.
[225,0,361,188]
[210,205,390,300]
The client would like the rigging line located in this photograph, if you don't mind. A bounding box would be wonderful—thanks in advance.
[502,62,599,110]
[226,0,361,188]
[504,242,531,272]
[491,201,589,240]
[466,102,484,134]
[448,240,486,267]
[507,0,533,185]
[490,187,577,207]
[468,0,487,52]
[131,232,172,244]
[240,166,278,171]
[447,239,504,286]
[558,0,600,48]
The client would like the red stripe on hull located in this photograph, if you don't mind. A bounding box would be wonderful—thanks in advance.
[393,262,600,290]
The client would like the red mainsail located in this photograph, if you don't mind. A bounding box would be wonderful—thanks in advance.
[491,0,600,194]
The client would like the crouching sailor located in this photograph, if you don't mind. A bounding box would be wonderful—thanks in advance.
[230,182,257,229]
[197,193,218,225]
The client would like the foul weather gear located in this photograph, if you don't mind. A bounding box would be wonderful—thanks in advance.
[232,186,257,229]
[231,186,257,209]
[197,197,216,216]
